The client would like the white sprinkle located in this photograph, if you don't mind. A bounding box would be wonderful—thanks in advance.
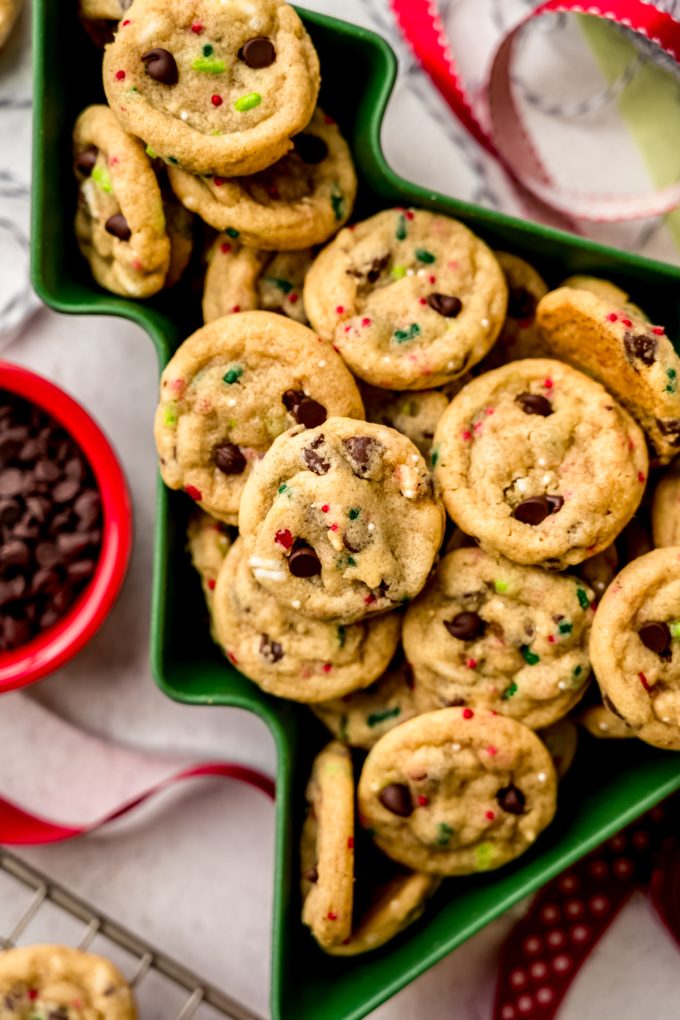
[249,14,264,29]
[382,356,391,363]
[318,359,326,368]
[481,317,490,328]
[389,899,400,912]
[249,556,280,570]
[542,473,552,485]
[180,110,190,122]
[557,680,568,691]
[598,722,609,732]
[516,477,529,493]
[411,454,419,462]
[252,567,286,582]
[416,268,428,278]
[526,831,536,842]
[185,197,197,211]
[451,742,461,752]
[371,781,380,792]
[662,716,672,723]
[406,268,415,277]
[447,361,455,371]
[537,457,547,468]
[403,489,415,498]
[367,522,376,532]
[227,398,236,407]
[537,772,547,783]
[291,599,301,609]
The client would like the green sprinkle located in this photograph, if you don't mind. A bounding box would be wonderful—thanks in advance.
[400,595,411,604]
[347,556,356,567]
[437,822,454,846]
[168,156,179,165]
[226,227,240,238]
[203,43,214,56]
[145,144,157,159]
[502,681,518,700]
[337,625,346,648]
[330,187,344,221]
[163,405,178,427]
[234,91,262,111]
[520,644,540,665]
[576,588,590,610]
[278,483,288,494]
[415,248,435,264]
[666,368,677,393]
[339,714,349,741]
[573,665,582,677]
[210,130,222,136]
[396,213,407,241]
[671,620,680,639]
[91,164,112,193]
[394,323,421,343]
[494,580,508,594]
[128,85,139,93]
[192,56,226,73]
[431,445,440,468]
[558,620,573,634]
[474,842,495,869]
[348,508,360,520]
[391,265,407,280]
[264,276,293,294]
[223,365,243,385]
[367,706,401,728]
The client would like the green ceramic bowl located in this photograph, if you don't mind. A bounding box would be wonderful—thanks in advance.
[32,4,680,1018]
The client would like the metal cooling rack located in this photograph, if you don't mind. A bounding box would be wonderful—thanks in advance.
[0,850,264,1020]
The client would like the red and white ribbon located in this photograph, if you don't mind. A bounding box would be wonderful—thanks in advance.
[391,0,680,225]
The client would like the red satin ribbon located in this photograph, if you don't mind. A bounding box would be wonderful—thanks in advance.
[0,762,275,845]
[391,0,680,224]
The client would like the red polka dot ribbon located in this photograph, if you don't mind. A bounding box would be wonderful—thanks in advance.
[493,798,680,1020]
[390,0,680,225]
[0,762,274,844]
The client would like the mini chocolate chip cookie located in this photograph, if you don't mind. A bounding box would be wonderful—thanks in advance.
[202,235,312,324]
[539,717,578,779]
[561,275,647,321]
[169,108,357,248]
[103,0,320,177]
[312,651,417,749]
[154,311,364,524]
[432,359,648,568]
[403,547,594,728]
[652,462,680,548]
[536,286,680,463]
[186,508,232,610]
[357,708,557,875]
[303,208,507,390]
[212,538,401,702]
[578,700,636,740]
[73,104,171,297]
[484,252,548,366]
[361,384,458,458]
[0,944,136,1019]
[238,417,445,623]
[590,547,680,750]
[301,741,355,948]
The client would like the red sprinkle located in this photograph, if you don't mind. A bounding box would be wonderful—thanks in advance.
[418,297,427,305]
[639,672,651,691]
[543,378,553,389]
[220,242,232,254]
[27,991,38,1002]
[321,504,330,513]
[344,325,352,333]
[606,312,618,322]
[486,407,495,416]
[322,663,332,674]
[364,593,376,605]
[231,305,240,313]
[486,745,498,756]
[486,810,496,820]
[347,837,354,849]
[288,293,299,304]
[329,523,338,532]
[185,485,202,501]
[115,70,126,80]
[361,317,372,327]
[275,528,293,549]
[122,18,130,25]
[211,94,223,107]
[405,210,415,220]
[462,430,472,441]
[416,795,429,807]
[207,578,216,591]
[548,635,556,644]
[332,344,340,353]
[638,472,646,483]
[213,177,225,187]
[428,274,436,284]
[621,318,633,328]
[652,326,665,335]
[462,708,474,719]
[327,912,338,921]
[227,651,238,665]
[466,658,478,670]
[336,305,345,314]
[191,21,203,32]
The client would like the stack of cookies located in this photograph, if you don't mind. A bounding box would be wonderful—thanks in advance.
[75,0,680,960]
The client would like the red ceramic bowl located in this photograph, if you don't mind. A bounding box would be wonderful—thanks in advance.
[0,361,132,691]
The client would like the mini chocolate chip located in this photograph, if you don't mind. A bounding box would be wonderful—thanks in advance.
[304,866,318,884]
[378,783,413,817]
[293,134,328,164]
[296,397,327,428]
[34,459,60,482]
[447,696,466,706]
[496,783,526,814]
[0,468,23,497]
[624,331,657,367]
[2,616,30,649]
[32,567,62,595]
[141,47,179,85]
[656,418,680,444]
[342,436,382,477]
[302,436,330,475]
[48,1008,70,1020]
[366,255,389,283]
[74,489,101,528]
[57,532,94,560]
[444,611,484,641]
[546,494,564,514]
[0,499,21,526]
[259,633,284,663]
[0,540,29,569]
[238,36,276,68]
[36,541,61,568]
[513,496,551,526]
[67,559,96,582]
[427,293,463,317]
[638,621,671,658]
[508,286,536,320]
[288,541,321,578]
[105,213,132,242]
[214,442,246,475]
[0,575,25,605]
[75,146,98,176]
[282,389,305,413]
[53,478,80,503]
[516,392,553,417]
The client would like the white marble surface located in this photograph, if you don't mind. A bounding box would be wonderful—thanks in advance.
[3,1,680,1018]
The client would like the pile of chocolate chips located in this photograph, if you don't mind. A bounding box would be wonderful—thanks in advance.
[0,390,102,652]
